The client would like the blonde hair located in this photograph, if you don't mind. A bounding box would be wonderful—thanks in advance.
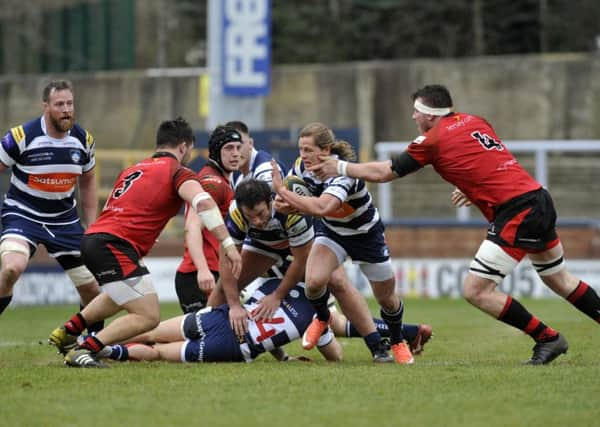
[299,122,356,161]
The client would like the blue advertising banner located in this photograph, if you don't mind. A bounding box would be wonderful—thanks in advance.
[222,0,271,96]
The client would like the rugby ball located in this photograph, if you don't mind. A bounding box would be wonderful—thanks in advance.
[283,176,312,197]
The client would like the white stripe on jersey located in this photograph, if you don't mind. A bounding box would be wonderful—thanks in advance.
[253,161,276,184]
[28,134,87,150]
[0,149,13,167]
[1,208,80,225]
[292,159,380,236]
[321,209,380,235]
[16,163,83,175]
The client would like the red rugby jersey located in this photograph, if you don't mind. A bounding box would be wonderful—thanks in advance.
[405,113,540,221]
[177,162,234,273]
[87,152,200,256]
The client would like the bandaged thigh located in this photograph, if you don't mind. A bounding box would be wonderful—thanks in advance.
[102,274,156,305]
[469,240,519,284]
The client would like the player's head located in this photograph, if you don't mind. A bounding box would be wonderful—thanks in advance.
[411,85,454,134]
[208,125,243,173]
[298,122,356,167]
[42,80,75,133]
[156,117,195,163]
[225,120,254,168]
[235,178,272,229]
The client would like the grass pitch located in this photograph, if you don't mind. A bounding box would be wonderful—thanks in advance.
[1,298,598,427]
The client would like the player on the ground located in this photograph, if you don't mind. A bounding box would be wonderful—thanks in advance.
[210,178,408,362]
[310,84,600,365]
[101,277,433,364]
[48,117,242,368]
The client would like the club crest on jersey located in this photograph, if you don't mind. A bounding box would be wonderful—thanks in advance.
[70,149,82,163]
[412,136,426,145]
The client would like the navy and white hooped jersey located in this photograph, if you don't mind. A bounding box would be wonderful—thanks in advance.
[0,116,95,222]
[226,200,314,249]
[243,279,321,356]
[290,157,380,236]
[233,148,286,189]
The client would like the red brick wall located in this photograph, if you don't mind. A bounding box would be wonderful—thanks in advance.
[384,226,600,259]
[29,225,600,266]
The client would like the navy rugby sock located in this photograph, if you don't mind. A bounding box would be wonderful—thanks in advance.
[363,332,384,355]
[79,304,104,334]
[109,344,130,361]
[380,302,405,345]
[307,288,331,322]
[0,295,12,315]
[346,317,390,338]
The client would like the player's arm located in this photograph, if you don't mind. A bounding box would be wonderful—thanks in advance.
[306,157,396,183]
[218,243,250,337]
[183,209,215,293]
[272,183,342,218]
[78,169,99,227]
[178,179,241,279]
[253,241,312,320]
[308,151,422,183]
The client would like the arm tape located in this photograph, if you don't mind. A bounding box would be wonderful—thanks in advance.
[192,192,225,231]
[221,236,235,249]
[390,151,421,177]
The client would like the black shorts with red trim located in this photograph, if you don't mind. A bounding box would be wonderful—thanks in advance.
[80,233,149,285]
[487,188,557,250]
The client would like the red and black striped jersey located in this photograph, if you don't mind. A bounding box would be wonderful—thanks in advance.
[87,152,200,257]
[404,113,540,221]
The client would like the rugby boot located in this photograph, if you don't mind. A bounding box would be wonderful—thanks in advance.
[301,318,330,350]
[409,324,433,355]
[48,326,78,355]
[64,348,108,368]
[372,338,394,363]
[391,342,415,365]
[525,334,568,365]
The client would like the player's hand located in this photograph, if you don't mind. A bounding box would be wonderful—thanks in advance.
[285,355,312,362]
[450,188,472,207]
[224,245,242,279]
[252,293,281,320]
[270,160,284,193]
[229,304,249,338]
[196,268,215,294]
[308,155,338,180]
[273,195,298,215]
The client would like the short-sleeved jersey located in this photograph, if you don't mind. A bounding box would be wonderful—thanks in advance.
[402,113,540,222]
[290,157,380,236]
[226,199,314,250]
[0,116,95,221]
[243,279,317,356]
[87,152,200,257]
[233,148,285,188]
[178,162,234,273]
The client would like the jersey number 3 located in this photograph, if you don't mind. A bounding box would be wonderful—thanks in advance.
[113,170,143,198]
[472,131,503,151]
